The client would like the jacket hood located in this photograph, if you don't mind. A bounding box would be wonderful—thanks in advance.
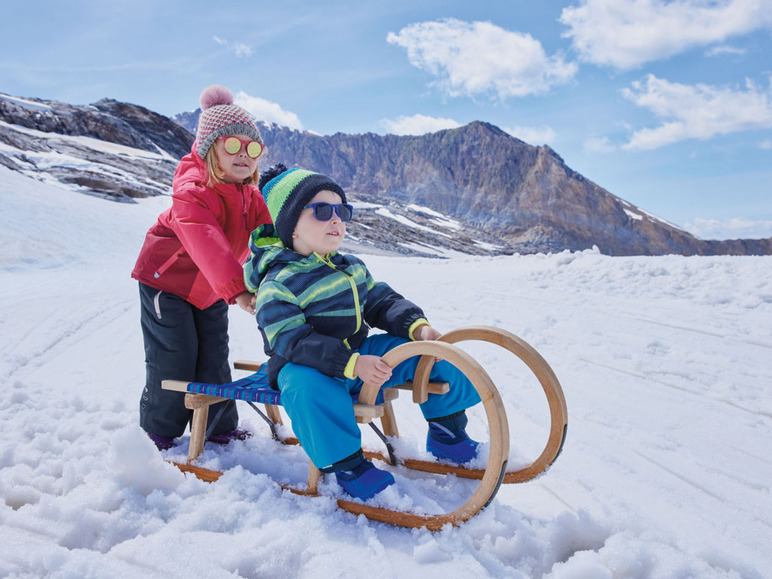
[173,143,209,190]
[244,227,343,293]
[245,232,297,292]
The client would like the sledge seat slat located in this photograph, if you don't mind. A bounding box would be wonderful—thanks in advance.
[393,380,449,396]
[352,403,384,421]
[162,379,191,393]
[182,393,225,410]
[233,359,263,372]
[184,371,282,406]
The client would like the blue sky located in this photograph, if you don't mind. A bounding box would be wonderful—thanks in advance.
[2,0,771,240]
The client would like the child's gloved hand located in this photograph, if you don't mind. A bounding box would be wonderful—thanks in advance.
[354,355,392,387]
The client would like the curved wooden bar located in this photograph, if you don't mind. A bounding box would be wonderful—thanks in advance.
[354,340,509,529]
[439,326,568,483]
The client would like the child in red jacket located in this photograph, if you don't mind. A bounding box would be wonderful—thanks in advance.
[132,85,272,450]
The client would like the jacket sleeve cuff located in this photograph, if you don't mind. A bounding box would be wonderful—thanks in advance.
[343,352,360,379]
[408,318,430,340]
[223,277,249,304]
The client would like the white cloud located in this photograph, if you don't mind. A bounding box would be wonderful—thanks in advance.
[503,125,557,145]
[560,0,772,70]
[234,92,303,131]
[233,43,253,58]
[685,217,772,239]
[387,18,577,99]
[621,74,772,150]
[212,36,252,58]
[705,44,747,57]
[761,139,772,149]
[583,134,618,153]
[381,114,461,135]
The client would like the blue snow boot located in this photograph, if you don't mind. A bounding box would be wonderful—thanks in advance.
[426,411,479,465]
[335,459,395,500]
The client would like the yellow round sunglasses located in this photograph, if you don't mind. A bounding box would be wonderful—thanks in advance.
[218,136,264,159]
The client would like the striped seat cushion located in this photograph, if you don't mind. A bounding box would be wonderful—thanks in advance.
[185,365,389,406]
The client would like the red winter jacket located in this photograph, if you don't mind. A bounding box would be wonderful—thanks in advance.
[131,144,272,310]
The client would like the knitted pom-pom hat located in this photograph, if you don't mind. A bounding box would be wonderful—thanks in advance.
[195,85,263,159]
[259,163,347,249]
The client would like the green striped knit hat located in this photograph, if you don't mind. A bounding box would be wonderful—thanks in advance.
[259,164,346,249]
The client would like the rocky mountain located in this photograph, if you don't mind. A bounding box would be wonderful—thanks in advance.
[2,91,769,256]
[248,122,772,256]
[0,93,190,202]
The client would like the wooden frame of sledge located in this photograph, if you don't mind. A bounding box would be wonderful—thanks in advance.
[162,326,567,531]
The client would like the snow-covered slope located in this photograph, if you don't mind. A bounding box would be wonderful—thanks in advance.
[1,166,770,578]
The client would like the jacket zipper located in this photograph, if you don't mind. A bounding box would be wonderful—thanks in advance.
[318,254,361,347]
[154,250,182,279]
[239,184,248,232]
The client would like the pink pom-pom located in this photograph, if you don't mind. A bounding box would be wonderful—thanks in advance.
[199,85,234,110]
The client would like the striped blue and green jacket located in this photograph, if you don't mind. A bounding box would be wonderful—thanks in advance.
[245,239,426,388]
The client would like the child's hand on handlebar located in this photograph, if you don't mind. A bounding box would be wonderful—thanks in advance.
[414,324,442,341]
[354,355,392,387]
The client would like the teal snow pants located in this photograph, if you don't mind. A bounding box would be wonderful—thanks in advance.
[276,333,482,470]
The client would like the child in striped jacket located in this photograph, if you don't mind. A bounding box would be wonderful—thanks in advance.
[244,164,481,500]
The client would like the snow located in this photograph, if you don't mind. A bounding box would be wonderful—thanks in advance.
[0,119,177,161]
[1,164,771,578]
[407,204,464,231]
[620,199,685,232]
[375,207,452,239]
[623,208,643,221]
[0,93,52,112]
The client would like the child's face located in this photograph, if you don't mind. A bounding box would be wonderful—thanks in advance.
[213,134,259,184]
[292,190,346,256]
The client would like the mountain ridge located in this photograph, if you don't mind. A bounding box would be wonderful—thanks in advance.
[1,91,769,256]
[234,118,770,256]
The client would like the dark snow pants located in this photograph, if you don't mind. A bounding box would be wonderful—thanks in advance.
[138,282,238,438]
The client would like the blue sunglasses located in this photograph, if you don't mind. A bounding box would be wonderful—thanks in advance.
[303,202,353,222]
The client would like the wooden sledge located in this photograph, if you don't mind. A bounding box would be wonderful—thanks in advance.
[162,326,567,530]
